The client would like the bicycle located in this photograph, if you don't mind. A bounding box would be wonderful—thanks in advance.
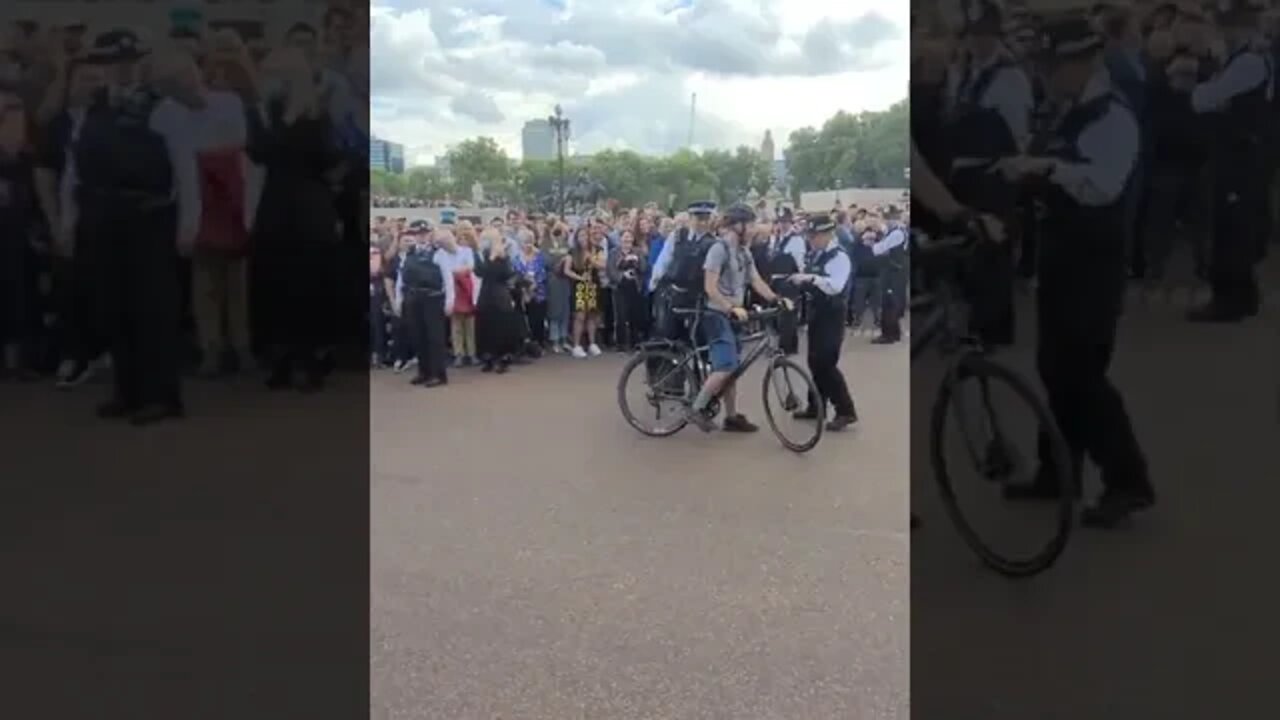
[913,227,1075,578]
[616,301,825,453]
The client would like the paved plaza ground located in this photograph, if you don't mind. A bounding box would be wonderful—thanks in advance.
[371,336,911,719]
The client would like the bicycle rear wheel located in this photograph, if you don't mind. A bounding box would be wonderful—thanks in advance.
[762,356,824,453]
[929,354,1075,577]
[617,347,693,437]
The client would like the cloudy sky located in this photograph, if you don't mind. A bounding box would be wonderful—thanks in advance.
[371,0,909,166]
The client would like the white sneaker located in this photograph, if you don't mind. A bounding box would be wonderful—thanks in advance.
[393,360,407,373]
[404,357,419,370]
[571,345,588,358]
[587,343,602,357]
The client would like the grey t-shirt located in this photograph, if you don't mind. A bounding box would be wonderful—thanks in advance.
[703,240,758,313]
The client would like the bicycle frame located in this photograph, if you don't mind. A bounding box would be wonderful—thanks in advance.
[642,308,787,403]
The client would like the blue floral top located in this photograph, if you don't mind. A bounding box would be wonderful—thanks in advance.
[513,250,548,302]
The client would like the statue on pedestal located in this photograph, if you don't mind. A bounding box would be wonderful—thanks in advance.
[471,181,484,206]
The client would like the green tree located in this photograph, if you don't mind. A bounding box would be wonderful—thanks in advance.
[404,167,448,199]
[445,137,512,197]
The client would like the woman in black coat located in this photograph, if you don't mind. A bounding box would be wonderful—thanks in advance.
[473,231,522,373]
[247,49,342,391]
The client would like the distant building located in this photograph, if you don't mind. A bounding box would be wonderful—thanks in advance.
[522,119,556,161]
[761,130,775,164]
[771,158,787,187]
[369,136,406,174]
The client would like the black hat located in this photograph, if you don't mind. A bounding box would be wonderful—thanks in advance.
[687,201,716,215]
[805,215,836,234]
[1214,0,1266,23]
[1035,15,1103,62]
[960,0,1005,36]
[406,219,430,233]
[83,29,148,65]
[208,20,266,43]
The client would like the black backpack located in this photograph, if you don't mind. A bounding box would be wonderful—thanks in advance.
[400,248,445,293]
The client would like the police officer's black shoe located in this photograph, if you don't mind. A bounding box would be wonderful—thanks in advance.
[129,403,184,427]
[1080,489,1155,529]
[722,414,759,433]
[826,415,857,431]
[481,362,494,373]
[1002,467,1081,502]
[96,399,135,419]
[423,377,447,388]
[1186,303,1245,323]
[792,406,821,421]
[871,335,900,345]
[410,375,427,385]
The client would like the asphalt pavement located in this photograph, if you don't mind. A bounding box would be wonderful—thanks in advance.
[371,334,910,719]
[911,274,1280,719]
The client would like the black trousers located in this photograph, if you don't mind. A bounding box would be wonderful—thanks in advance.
[612,283,645,350]
[1035,273,1147,493]
[51,253,105,367]
[806,306,856,418]
[92,202,182,409]
[404,291,447,381]
[1209,156,1264,312]
[526,299,547,345]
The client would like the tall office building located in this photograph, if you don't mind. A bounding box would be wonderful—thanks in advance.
[370,136,406,174]
[522,119,556,161]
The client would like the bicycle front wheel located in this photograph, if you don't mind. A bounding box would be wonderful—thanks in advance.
[617,347,693,437]
[762,356,824,453]
[930,354,1075,578]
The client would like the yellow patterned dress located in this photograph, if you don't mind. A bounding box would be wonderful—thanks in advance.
[572,249,602,313]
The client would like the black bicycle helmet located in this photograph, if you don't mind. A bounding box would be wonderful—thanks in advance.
[722,203,757,224]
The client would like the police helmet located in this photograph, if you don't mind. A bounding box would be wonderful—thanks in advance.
[722,203,756,225]
[407,219,430,234]
[1034,14,1103,65]
[687,201,717,216]
[805,215,837,235]
[83,29,149,65]
[1214,0,1267,24]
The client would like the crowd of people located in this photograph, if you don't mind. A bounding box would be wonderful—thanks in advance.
[368,200,911,386]
[910,0,1280,527]
[0,5,368,424]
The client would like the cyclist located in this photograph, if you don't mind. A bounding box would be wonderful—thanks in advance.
[687,203,792,433]
[788,215,858,431]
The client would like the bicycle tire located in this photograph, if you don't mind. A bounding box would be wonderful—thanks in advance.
[617,347,691,437]
[929,354,1075,578]
[762,356,824,453]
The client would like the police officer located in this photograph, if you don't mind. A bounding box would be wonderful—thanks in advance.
[76,31,199,424]
[762,213,807,354]
[871,205,909,344]
[648,200,718,339]
[992,14,1153,528]
[788,216,858,431]
[942,0,1034,346]
[396,220,453,387]
[1174,0,1273,321]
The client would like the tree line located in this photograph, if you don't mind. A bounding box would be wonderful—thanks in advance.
[370,99,907,208]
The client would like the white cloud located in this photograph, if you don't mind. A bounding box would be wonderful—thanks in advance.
[371,0,909,163]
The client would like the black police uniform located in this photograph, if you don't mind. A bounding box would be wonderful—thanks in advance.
[764,230,804,354]
[1009,19,1153,525]
[400,233,449,386]
[75,33,186,421]
[942,0,1030,345]
[1188,11,1273,320]
[797,222,857,427]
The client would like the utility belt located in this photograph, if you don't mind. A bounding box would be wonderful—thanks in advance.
[79,186,175,210]
[404,286,445,298]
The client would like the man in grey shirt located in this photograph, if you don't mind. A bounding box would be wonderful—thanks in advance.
[688,204,789,433]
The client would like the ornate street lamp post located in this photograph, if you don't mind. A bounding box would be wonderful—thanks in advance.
[548,105,571,216]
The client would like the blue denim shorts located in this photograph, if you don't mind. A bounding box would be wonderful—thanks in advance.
[700,311,740,372]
